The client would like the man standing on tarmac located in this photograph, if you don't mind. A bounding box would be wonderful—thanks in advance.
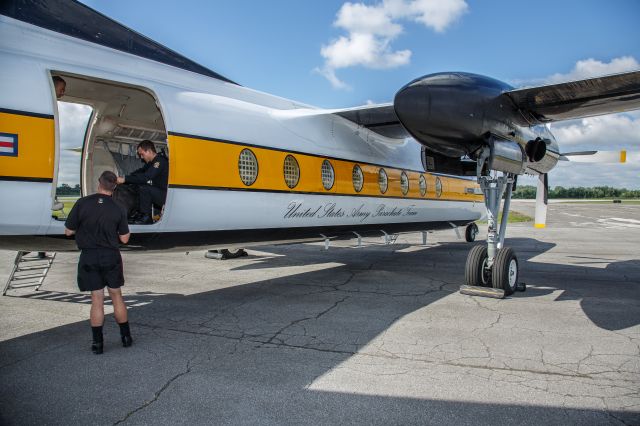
[65,171,133,354]
[116,140,168,224]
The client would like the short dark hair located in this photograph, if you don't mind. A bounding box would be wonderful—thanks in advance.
[137,140,156,153]
[52,76,66,86]
[98,170,117,192]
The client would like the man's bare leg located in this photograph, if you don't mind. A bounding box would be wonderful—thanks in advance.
[107,287,127,323]
[90,289,105,354]
[90,289,105,326]
[108,287,132,347]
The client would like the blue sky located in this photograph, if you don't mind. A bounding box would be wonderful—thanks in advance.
[71,0,640,188]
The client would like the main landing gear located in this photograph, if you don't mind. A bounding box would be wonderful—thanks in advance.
[464,172,519,296]
[205,248,248,260]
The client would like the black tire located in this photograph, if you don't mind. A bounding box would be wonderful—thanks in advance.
[491,247,518,296]
[220,249,247,259]
[205,249,247,260]
[465,245,490,287]
[465,223,479,242]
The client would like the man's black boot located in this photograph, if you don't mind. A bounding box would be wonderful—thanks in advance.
[128,212,143,224]
[91,325,104,354]
[119,321,133,347]
[133,214,153,225]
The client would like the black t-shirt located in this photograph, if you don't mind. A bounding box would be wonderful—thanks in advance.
[65,193,129,250]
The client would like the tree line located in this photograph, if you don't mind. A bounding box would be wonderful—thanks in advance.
[512,185,640,199]
[56,184,81,195]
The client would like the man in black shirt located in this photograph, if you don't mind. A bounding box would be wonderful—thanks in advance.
[65,171,132,354]
[117,139,168,225]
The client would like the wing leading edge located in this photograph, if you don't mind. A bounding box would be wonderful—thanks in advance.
[333,103,410,139]
[502,70,640,126]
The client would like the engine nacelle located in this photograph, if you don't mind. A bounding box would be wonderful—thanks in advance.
[394,72,560,175]
[394,72,512,158]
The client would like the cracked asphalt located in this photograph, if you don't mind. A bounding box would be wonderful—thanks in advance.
[1,201,639,425]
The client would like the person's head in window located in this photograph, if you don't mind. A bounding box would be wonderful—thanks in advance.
[53,76,66,99]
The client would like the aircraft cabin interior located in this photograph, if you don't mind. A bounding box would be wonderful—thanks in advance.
[52,72,168,223]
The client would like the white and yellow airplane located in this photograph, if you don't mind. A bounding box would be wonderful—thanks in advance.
[1,0,638,295]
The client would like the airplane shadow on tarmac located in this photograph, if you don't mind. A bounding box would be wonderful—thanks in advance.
[229,237,640,331]
[0,237,638,424]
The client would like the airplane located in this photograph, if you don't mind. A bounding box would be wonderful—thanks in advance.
[0,0,638,296]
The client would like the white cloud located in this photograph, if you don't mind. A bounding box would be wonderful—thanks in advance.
[335,2,402,37]
[320,33,411,70]
[552,112,640,150]
[545,56,639,84]
[406,0,469,32]
[548,113,640,188]
[318,0,467,89]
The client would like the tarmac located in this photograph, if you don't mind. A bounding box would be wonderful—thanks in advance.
[0,200,639,425]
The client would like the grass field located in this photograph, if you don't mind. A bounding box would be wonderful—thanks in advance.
[52,196,79,220]
[479,209,533,224]
[556,199,640,205]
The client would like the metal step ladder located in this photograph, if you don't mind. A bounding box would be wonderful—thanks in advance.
[2,252,56,296]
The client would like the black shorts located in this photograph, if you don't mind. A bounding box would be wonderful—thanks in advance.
[77,249,124,292]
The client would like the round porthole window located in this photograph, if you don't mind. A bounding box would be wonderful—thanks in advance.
[238,148,258,186]
[435,177,443,198]
[400,171,409,195]
[321,159,335,190]
[378,168,388,194]
[283,155,300,189]
[419,174,427,197]
[352,165,364,193]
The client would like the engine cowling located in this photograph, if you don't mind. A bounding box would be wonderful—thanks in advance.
[394,72,559,175]
[394,72,513,158]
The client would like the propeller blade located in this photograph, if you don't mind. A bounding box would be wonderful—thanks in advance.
[560,150,627,163]
[534,173,548,229]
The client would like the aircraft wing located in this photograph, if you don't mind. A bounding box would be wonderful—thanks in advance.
[502,70,640,126]
[332,103,410,139]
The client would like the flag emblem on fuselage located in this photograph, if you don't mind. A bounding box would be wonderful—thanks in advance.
[0,133,18,157]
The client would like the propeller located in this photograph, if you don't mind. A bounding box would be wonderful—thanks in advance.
[534,173,548,228]
[533,149,631,229]
[560,150,627,163]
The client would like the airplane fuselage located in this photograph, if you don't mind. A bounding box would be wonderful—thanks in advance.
[0,15,484,251]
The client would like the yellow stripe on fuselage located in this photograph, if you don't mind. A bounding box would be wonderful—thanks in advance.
[0,111,55,180]
[168,133,482,202]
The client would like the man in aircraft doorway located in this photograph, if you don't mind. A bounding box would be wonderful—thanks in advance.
[53,76,66,99]
[117,140,168,224]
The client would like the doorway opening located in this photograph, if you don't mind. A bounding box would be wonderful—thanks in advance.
[51,72,168,224]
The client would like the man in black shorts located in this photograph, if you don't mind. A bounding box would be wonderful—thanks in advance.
[65,171,132,354]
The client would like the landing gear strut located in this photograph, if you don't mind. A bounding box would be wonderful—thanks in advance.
[464,164,519,295]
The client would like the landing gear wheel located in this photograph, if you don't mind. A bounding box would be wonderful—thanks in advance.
[491,247,518,296]
[205,249,248,260]
[465,223,479,242]
[219,248,247,259]
[465,245,490,287]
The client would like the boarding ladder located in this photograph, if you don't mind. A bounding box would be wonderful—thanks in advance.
[2,252,56,296]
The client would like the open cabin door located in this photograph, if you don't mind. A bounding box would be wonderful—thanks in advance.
[0,66,57,235]
[49,73,168,228]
